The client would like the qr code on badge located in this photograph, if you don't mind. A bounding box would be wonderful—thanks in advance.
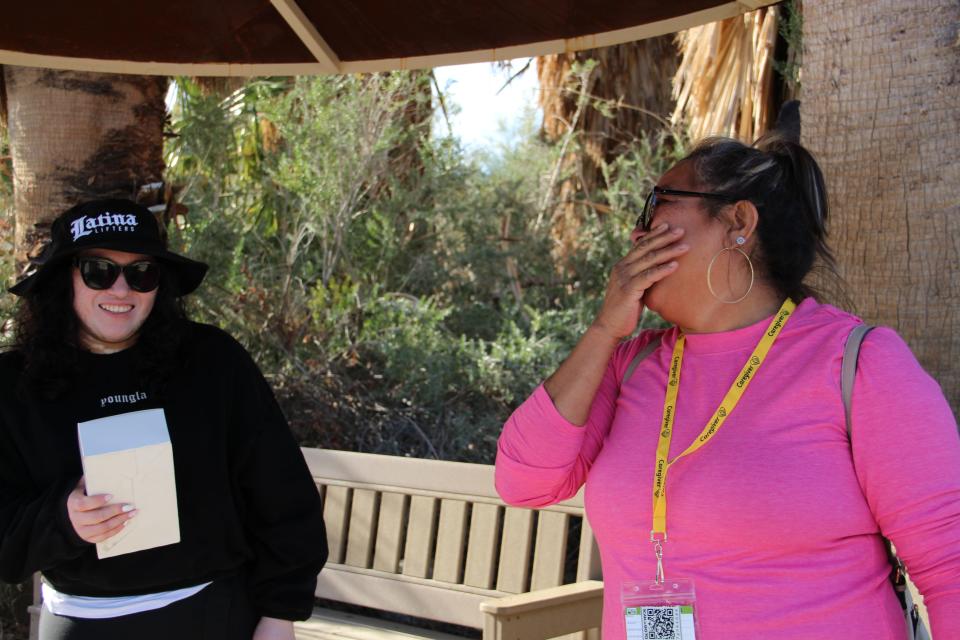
[642,606,680,640]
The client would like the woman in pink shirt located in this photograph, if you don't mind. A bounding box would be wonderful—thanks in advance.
[495,133,960,639]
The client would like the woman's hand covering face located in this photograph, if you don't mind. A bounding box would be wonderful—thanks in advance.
[591,223,689,340]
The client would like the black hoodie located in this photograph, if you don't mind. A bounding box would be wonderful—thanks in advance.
[0,322,327,621]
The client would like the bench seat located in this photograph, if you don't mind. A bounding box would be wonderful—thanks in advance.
[295,607,467,640]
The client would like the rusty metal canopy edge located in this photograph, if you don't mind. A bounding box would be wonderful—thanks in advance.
[0,0,774,76]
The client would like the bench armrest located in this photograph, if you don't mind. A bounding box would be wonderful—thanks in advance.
[480,580,603,640]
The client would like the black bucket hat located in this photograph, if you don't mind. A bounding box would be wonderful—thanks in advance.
[9,199,208,297]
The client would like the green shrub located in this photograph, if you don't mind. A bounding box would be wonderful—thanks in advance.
[164,73,679,463]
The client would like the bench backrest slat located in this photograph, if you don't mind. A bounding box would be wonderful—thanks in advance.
[403,495,439,578]
[496,507,536,593]
[323,485,351,564]
[345,488,378,568]
[577,519,602,581]
[373,492,408,573]
[463,503,501,589]
[531,511,569,590]
[434,499,470,583]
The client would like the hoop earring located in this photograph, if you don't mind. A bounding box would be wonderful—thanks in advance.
[706,243,754,304]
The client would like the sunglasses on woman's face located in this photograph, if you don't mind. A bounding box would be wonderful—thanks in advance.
[635,187,739,232]
[73,257,161,293]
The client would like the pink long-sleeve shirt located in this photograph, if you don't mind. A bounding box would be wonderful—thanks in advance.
[496,299,960,639]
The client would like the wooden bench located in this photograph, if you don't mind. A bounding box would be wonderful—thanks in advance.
[29,448,604,639]
[298,448,603,639]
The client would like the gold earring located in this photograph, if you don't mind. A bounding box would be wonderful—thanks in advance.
[706,238,754,304]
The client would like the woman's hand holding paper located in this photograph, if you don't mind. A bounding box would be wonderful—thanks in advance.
[66,477,137,543]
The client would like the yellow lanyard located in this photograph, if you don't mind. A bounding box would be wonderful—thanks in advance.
[649,298,796,582]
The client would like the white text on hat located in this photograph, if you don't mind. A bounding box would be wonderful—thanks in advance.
[71,213,139,241]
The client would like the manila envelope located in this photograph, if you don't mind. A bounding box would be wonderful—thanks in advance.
[78,409,181,559]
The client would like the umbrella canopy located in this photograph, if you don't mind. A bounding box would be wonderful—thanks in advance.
[0,0,774,76]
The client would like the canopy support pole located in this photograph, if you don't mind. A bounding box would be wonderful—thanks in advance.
[270,0,341,73]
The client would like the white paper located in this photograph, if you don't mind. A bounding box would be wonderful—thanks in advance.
[78,409,180,559]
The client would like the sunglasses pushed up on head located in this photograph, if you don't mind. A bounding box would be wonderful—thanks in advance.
[73,257,162,293]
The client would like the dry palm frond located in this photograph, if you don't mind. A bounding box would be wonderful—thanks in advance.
[387,70,432,187]
[537,38,678,268]
[539,38,678,165]
[191,76,246,97]
[673,7,779,143]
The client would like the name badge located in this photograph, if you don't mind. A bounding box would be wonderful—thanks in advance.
[622,579,699,640]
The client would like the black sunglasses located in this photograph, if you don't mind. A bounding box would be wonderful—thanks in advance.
[635,187,739,231]
[73,257,161,293]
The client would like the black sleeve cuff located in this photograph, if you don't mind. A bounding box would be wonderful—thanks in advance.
[55,476,93,550]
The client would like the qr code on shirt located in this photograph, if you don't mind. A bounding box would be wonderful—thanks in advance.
[642,606,680,639]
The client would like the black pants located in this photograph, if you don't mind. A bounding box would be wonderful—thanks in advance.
[38,577,259,640]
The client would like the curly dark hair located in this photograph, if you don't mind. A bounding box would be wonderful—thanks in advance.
[12,261,188,400]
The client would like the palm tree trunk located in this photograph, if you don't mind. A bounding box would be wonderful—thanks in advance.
[803,1,960,417]
[3,67,167,275]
